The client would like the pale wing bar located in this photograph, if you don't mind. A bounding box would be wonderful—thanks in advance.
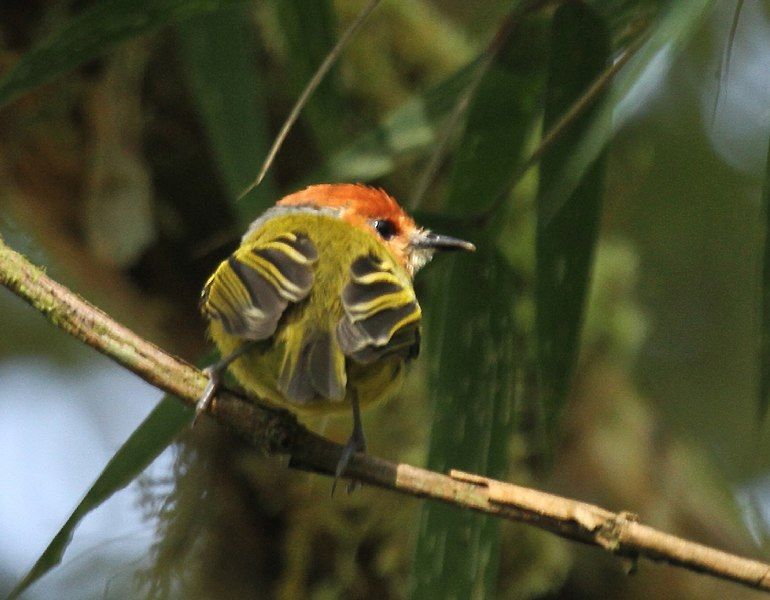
[201,232,317,340]
[337,254,421,364]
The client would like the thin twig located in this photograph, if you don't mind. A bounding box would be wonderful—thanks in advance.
[1,236,770,592]
[474,20,649,226]
[239,0,382,200]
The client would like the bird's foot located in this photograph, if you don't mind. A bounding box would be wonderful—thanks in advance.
[193,366,219,426]
[332,430,367,495]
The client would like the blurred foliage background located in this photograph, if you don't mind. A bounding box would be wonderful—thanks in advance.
[3,0,770,598]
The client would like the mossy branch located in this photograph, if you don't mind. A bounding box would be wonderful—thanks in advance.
[1,235,770,594]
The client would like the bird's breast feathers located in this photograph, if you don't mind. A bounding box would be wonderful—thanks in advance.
[201,209,421,411]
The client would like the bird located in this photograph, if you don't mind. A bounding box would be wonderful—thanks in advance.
[196,183,475,485]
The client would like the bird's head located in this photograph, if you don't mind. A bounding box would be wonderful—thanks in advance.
[277,184,475,276]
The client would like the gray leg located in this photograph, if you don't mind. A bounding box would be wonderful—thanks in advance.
[194,343,254,425]
[333,392,367,494]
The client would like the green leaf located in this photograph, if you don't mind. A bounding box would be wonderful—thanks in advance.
[759,133,770,420]
[9,396,192,599]
[275,0,346,152]
[0,0,246,110]
[535,3,610,438]
[442,36,545,215]
[538,0,716,226]
[176,4,274,224]
[411,250,520,600]
[308,59,478,184]
[410,15,545,599]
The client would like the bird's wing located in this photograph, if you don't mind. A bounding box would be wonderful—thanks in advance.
[200,231,317,340]
[336,253,421,364]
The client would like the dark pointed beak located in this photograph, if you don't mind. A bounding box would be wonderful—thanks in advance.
[413,231,476,252]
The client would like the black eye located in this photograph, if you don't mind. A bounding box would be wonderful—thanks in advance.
[373,219,397,240]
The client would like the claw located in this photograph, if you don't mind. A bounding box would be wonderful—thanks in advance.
[193,366,219,426]
[193,343,254,427]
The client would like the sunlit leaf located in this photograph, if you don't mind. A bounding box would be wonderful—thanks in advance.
[539,0,716,226]
[536,3,610,437]
[0,0,246,109]
[410,14,546,598]
[176,4,274,223]
[9,397,192,599]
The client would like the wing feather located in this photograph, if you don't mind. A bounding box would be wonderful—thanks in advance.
[337,253,421,364]
[201,231,317,341]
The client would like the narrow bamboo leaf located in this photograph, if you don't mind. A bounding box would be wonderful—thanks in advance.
[535,4,610,437]
[176,5,274,224]
[759,134,770,420]
[308,60,478,184]
[411,17,545,599]
[539,0,716,225]
[411,250,520,600]
[0,0,246,109]
[275,0,346,152]
[9,397,192,599]
[442,38,545,215]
